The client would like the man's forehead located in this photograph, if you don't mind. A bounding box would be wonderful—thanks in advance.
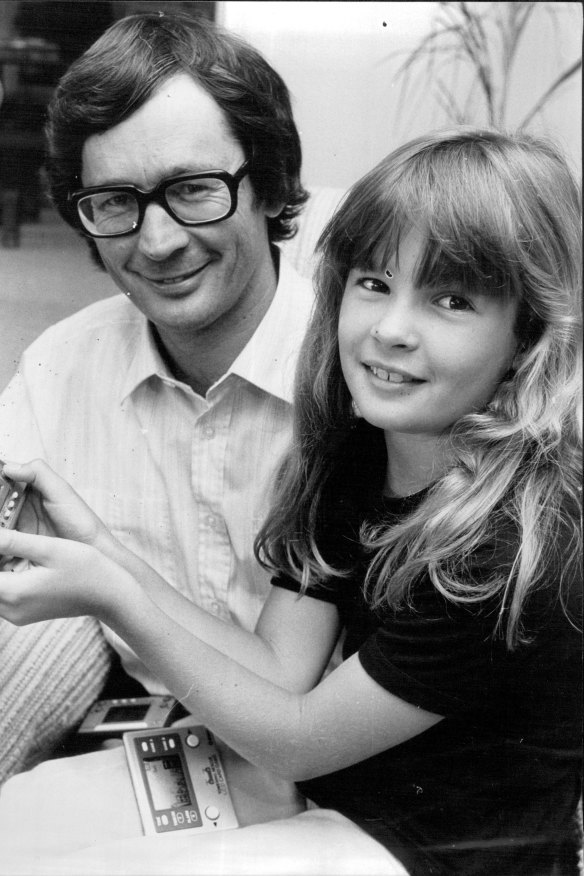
[80,73,241,188]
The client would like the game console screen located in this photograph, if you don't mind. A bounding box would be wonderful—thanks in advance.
[144,755,192,811]
[103,704,150,723]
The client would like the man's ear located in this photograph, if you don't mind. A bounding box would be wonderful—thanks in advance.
[264,200,286,219]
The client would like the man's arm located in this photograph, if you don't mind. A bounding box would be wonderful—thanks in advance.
[0,392,112,781]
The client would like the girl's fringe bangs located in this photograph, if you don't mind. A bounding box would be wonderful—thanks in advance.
[328,164,522,303]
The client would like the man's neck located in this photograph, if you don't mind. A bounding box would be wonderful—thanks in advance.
[153,251,279,397]
[153,314,263,397]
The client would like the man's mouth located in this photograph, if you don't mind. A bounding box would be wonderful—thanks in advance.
[158,273,194,285]
[145,261,212,286]
[368,365,423,384]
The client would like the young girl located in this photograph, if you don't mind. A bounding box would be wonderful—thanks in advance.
[0,128,581,876]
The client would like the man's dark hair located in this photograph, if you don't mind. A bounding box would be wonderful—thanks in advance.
[46,11,308,259]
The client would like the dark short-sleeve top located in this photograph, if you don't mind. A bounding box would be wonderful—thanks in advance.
[272,493,582,876]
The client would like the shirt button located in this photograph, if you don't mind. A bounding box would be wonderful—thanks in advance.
[210,601,221,614]
[206,514,217,528]
[203,426,215,439]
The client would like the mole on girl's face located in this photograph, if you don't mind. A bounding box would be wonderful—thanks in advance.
[338,229,518,441]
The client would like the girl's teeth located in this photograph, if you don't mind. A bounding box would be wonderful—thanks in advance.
[371,366,406,383]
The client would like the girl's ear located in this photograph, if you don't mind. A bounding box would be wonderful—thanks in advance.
[511,341,528,372]
[502,343,525,383]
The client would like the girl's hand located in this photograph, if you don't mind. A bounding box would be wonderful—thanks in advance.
[0,527,136,626]
[2,459,114,553]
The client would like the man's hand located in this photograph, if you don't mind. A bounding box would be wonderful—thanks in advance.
[1,459,115,551]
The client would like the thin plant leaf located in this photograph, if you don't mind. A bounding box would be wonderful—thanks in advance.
[381,1,581,133]
[519,58,582,129]
[496,3,538,124]
[433,77,467,124]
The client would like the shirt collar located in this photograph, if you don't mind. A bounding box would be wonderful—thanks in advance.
[120,315,173,402]
[120,251,314,405]
[228,253,314,403]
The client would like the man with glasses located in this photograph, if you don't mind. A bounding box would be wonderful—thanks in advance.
[0,11,313,770]
[70,162,251,237]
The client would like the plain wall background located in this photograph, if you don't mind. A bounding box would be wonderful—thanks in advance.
[219,1,582,190]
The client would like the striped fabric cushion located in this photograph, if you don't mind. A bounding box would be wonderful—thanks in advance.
[0,616,111,784]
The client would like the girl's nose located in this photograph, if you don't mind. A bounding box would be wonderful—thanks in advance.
[370,297,419,349]
[137,203,191,261]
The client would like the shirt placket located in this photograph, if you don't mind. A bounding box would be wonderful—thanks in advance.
[192,387,233,620]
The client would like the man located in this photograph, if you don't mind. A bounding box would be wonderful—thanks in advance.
[0,10,314,772]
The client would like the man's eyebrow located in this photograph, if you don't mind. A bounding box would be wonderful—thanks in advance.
[83,165,222,189]
[160,164,225,178]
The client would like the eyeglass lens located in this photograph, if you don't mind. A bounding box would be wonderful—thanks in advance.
[76,177,233,236]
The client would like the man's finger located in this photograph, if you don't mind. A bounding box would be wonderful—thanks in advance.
[2,459,78,505]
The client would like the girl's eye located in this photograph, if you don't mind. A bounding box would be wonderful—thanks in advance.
[436,294,474,312]
[358,276,389,294]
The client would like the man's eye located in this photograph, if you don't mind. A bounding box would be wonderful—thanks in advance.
[358,277,389,294]
[436,294,473,312]
[94,193,132,213]
[177,183,208,199]
[173,180,221,200]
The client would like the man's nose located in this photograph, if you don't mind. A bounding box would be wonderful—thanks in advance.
[136,203,191,261]
[370,297,419,348]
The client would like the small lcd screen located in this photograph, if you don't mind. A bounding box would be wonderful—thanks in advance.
[104,704,149,723]
[144,755,192,811]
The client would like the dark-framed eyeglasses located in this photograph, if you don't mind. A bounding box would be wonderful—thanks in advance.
[67,161,250,238]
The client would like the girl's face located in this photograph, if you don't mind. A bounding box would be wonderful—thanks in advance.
[338,229,519,444]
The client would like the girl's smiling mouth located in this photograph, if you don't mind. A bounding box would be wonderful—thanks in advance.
[367,365,424,384]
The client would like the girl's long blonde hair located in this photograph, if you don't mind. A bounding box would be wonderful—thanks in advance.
[256,128,582,649]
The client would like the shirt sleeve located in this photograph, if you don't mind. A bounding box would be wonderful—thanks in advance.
[358,584,497,716]
[0,367,48,462]
[271,574,343,605]
[358,523,582,732]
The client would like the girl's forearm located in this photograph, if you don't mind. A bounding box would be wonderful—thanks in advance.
[103,583,431,784]
[95,536,302,690]
[101,579,311,777]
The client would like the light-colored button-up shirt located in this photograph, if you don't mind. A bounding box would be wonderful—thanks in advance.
[0,254,314,692]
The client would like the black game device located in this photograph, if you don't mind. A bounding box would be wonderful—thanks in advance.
[0,462,28,562]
